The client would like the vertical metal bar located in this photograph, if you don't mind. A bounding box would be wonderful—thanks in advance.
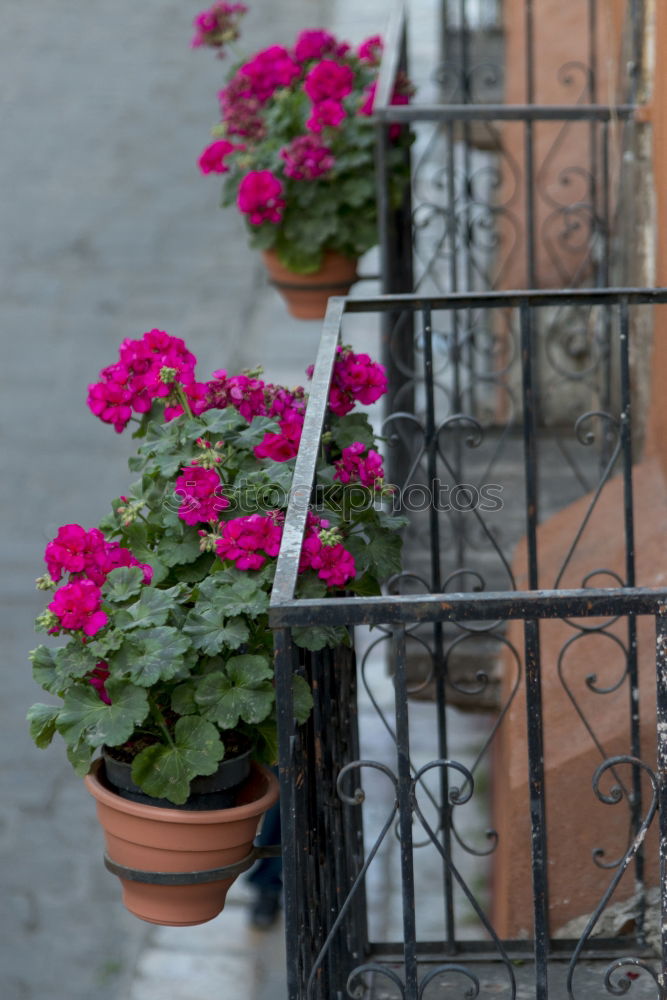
[655,608,667,990]
[599,121,614,466]
[376,11,415,490]
[423,306,456,948]
[459,0,470,101]
[525,120,537,289]
[628,0,642,104]
[521,297,548,996]
[523,0,537,288]
[588,0,598,104]
[445,119,465,571]
[588,0,598,308]
[423,307,442,595]
[520,301,539,589]
[525,0,535,105]
[619,297,645,941]
[524,618,550,1000]
[441,0,450,71]
[274,627,302,1000]
[393,625,419,998]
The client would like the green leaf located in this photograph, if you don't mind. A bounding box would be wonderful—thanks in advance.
[29,645,59,694]
[130,718,225,805]
[199,572,270,618]
[183,609,250,656]
[87,628,125,659]
[292,675,313,724]
[236,416,280,448]
[331,413,376,450]
[171,552,214,583]
[67,741,95,776]
[110,627,191,687]
[57,679,149,749]
[171,681,198,716]
[196,656,275,728]
[339,175,375,207]
[251,718,278,765]
[114,587,183,630]
[348,572,382,597]
[365,524,403,581]
[294,574,328,600]
[54,642,98,681]
[195,407,247,437]
[159,531,202,568]
[27,703,60,748]
[103,566,145,602]
[292,625,350,651]
[151,452,184,478]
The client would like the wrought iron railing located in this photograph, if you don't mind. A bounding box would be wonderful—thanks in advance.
[269,289,667,1000]
[366,0,652,720]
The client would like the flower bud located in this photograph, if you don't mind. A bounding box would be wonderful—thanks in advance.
[159,366,179,384]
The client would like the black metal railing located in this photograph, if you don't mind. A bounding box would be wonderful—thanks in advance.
[269,289,667,1000]
[372,0,648,521]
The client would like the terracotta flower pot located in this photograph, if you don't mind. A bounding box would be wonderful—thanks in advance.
[84,758,279,926]
[262,249,358,320]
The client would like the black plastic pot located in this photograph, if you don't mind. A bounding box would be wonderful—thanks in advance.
[102,746,253,811]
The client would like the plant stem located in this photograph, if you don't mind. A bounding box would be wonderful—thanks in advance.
[175,383,194,420]
[149,699,175,747]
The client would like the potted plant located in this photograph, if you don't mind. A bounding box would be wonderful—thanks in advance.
[27,327,403,925]
[194,4,414,318]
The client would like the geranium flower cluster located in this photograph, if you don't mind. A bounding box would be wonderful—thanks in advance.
[190,2,247,53]
[87,329,207,433]
[205,370,306,424]
[334,441,384,489]
[298,517,356,588]
[43,524,152,638]
[195,16,413,273]
[281,135,335,181]
[175,465,230,526]
[215,512,283,570]
[308,345,388,416]
[45,524,152,587]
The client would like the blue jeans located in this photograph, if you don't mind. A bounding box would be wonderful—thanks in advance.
[247,778,282,894]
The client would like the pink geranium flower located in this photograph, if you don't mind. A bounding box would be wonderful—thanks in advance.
[45,525,107,582]
[48,580,108,636]
[215,513,284,570]
[254,416,304,462]
[237,170,285,225]
[334,441,385,488]
[238,46,300,103]
[175,466,229,525]
[294,29,340,63]
[357,35,383,65]
[87,372,134,433]
[198,139,242,174]
[306,100,346,134]
[190,2,247,51]
[281,135,335,180]
[44,524,153,587]
[88,329,200,431]
[299,532,356,587]
[303,59,355,103]
[307,347,387,416]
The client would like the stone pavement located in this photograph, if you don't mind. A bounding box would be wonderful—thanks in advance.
[0,2,439,999]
